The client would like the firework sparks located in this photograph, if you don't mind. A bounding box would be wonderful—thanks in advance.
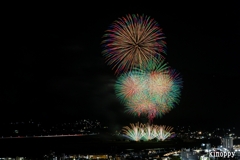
[122,123,174,141]
[142,123,158,141]
[102,14,183,122]
[115,60,182,121]
[102,14,166,74]
[122,122,145,141]
[155,125,174,141]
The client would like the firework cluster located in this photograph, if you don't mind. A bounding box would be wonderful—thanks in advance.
[122,122,174,142]
[101,14,183,122]
[115,60,182,121]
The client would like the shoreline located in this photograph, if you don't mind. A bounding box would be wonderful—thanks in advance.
[0,136,222,157]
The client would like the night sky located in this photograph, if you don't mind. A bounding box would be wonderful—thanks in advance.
[3,2,240,130]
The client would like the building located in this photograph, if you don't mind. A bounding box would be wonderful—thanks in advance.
[200,156,210,160]
[206,143,211,150]
[180,149,202,160]
[222,136,234,151]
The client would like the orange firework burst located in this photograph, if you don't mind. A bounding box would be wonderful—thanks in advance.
[102,14,166,74]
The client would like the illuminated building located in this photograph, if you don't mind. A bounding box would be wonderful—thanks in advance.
[206,143,211,150]
[180,149,201,160]
[222,136,233,151]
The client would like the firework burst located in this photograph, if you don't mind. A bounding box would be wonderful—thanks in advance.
[122,122,145,141]
[101,14,166,74]
[122,123,174,141]
[142,123,158,141]
[115,60,182,121]
[155,125,174,141]
[102,14,183,122]
[115,71,145,104]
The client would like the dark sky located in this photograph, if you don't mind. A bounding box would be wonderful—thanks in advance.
[2,2,240,130]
